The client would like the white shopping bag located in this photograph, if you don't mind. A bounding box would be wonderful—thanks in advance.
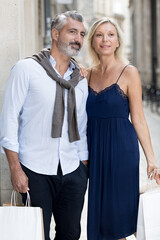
[0,191,45,240]
[136,189,160,240]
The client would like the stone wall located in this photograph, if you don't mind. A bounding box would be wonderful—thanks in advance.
[130,0,160,87]
[0,0,44,204]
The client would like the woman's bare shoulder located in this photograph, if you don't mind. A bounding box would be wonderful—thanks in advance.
[124,65,139,76]
[124,65,141,86]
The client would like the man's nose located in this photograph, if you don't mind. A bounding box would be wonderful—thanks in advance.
[74,33,82,43]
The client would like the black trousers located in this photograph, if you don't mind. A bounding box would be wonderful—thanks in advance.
[21,162,88,240]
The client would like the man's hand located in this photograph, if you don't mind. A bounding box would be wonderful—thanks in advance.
[79,64,88,78]
[81,160,88,167]
[11,166,29,193]
[4,148,29,193]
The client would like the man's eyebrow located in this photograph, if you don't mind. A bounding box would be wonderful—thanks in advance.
[68,28,86,34]
[68,28,78,31]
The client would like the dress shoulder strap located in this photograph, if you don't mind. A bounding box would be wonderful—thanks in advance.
[88,69,92,86]
[116,64,130,84]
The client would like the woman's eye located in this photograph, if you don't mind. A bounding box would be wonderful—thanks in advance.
[96,34,102,37]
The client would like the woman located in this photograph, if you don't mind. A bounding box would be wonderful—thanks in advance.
[85,17,159,240]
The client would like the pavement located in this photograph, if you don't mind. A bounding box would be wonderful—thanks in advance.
[50,105,160,240]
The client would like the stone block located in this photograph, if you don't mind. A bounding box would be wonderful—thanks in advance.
[1,159,12,190]
[1,189,12,205]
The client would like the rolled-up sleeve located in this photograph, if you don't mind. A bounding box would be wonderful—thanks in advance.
[76,78,89,161]
[0,60,29,153]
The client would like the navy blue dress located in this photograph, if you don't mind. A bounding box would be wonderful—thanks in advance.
[86,66,139,240]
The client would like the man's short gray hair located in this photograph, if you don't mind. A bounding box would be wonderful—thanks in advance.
[51,11,85,32]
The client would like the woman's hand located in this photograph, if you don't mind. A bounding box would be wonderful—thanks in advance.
[147,162,160,185]
[147,162,158,177]
[152,169,160,185]
[79,64,88,78]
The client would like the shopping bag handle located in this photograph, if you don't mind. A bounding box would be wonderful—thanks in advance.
[11,190,17,206]
[11,190,31,207]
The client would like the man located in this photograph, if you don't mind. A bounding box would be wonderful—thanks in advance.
[0,11,88,240]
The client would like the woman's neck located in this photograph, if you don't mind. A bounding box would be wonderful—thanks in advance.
[98,55,119,74]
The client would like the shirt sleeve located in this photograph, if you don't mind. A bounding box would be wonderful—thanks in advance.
[76,78,89,161]
[0,60,30,153]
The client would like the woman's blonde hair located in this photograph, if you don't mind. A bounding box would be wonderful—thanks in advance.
[87,17,128,66]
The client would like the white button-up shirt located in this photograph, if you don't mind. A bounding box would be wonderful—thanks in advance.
[0,56,88,175]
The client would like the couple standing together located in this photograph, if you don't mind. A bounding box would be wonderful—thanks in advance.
[0,10,160,240]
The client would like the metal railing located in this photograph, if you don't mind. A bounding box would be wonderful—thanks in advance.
[142,85,160,115]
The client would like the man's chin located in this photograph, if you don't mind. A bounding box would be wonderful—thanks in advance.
[73,51,80,55]
[68,50,80,57]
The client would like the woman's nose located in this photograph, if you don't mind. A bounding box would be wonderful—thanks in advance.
[103,35,108,41]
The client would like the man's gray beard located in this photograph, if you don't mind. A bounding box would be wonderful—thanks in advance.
[58,41,80,57]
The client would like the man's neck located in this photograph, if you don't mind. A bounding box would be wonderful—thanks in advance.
[50,46,71,78]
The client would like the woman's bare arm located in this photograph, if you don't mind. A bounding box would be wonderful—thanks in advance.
[126,66,159,178]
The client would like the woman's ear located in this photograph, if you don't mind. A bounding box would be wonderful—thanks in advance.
[117,40,120,48]
[51,28,59,41]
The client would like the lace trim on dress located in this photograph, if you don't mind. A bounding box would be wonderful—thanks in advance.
[89,83,128,100]
[89,83,116,96]
[116,84,128,100]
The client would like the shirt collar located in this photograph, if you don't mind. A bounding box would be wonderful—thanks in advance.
[49,55,75,79]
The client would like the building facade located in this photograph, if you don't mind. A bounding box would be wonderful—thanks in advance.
[50,0,130,66]
[92,0,131,62]
[129,0,160,88]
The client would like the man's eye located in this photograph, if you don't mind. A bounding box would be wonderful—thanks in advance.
[70,30,76,34]
[81,33,85,37]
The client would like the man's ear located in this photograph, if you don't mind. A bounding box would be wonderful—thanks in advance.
[51,28,59,41]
